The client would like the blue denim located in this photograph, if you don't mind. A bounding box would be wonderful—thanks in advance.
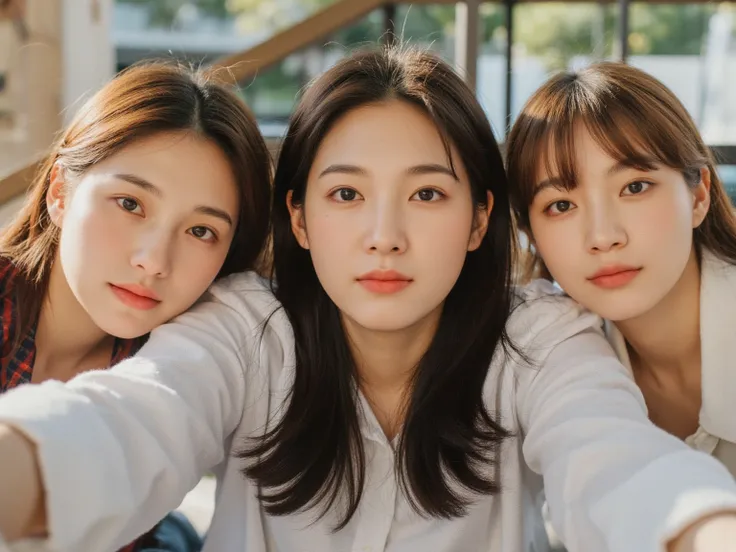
[139,512,203,552]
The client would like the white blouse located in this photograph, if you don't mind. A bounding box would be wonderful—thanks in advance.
[604,249,736,478]
[0,274,735,552]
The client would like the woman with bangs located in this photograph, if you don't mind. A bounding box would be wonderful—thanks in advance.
[508,62,736,478]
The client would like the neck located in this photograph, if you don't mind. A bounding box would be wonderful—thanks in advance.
[342,304,443,436]
[34,259,113,379]
[615,248,701,379]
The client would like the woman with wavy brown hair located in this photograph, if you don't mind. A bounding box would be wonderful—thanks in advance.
[0,61,272,551]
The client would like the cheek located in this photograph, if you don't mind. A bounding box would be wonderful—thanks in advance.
[415,210,475,291]
[303,211,351,281]
[423,215,470,259]
[59,202,121,269]
[629,191,694,254]
[529,217,577,272]
[175,241,230,288]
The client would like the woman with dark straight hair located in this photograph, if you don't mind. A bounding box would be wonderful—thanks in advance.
[0,47,735,552]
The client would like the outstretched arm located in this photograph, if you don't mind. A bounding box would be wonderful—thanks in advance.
[0,425,44,541]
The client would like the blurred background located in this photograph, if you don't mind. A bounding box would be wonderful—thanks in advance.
[1,0,735,219]
[0,0,734,533]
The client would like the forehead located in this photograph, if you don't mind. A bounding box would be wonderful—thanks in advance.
[312,101,453,167]
[82,131,239,208]
[535,126,608,178]
[533,121,660,185]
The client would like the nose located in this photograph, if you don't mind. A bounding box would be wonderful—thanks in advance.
[130,227,173,278]
[584,203,628,253]
[363,200,408,255]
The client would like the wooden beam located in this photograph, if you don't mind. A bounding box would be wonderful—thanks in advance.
[208,0,388,82]
[207,0,726,84]
[455,1,481,90]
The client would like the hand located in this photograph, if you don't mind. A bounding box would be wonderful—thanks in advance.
[669,513,736,552]
[0,424,45,543]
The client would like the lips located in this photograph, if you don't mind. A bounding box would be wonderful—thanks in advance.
[587,266,642,289]
[109,283,161,310]
[357,270,412,294]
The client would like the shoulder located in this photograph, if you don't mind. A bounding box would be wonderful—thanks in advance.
[201,271,283,323]
[506,279,603,356]
[701,248,736,289]
[167,271,293,357]
[0,257,20,334]
[0,256,18,296]
[485,279,607,412]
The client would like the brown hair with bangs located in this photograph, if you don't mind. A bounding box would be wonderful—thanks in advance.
[506,61,736,281]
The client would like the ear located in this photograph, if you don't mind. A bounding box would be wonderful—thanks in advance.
[46,162,68,227]
[691,166,711,229]
[286,190,309,249]
[468,191,494,252]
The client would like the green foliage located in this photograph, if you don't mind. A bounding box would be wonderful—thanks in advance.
[117,0,717,62]
[115,1,723,119]
[119,0,232,26]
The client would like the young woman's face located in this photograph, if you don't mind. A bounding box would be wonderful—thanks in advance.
[528,126,710,321]
[288,100,490,334]
[49,131,239,338]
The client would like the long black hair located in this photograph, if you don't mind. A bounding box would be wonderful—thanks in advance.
[241,45,517,529]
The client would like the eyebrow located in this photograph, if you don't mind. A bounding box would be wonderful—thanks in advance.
[532,157,660,199]
[112,173,234,226]
[318,163,458,180]
[607,157,659,176]
[194,206,233,226]
[532,177,565,199]
[114,173,161,196]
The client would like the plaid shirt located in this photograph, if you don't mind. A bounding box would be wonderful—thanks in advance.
[0,257,153,551]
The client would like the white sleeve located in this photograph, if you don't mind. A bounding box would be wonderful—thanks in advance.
[513,285,736,552]
[0,274,281,552]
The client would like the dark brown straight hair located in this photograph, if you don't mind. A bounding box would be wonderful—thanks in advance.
[240,45,518,530]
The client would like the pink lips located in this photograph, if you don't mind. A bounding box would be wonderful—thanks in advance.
[587,265,642,289]
[357,270,413,294]
[109,283,161,310]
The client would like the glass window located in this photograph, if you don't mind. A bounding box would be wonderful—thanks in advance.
[237,3,457,135]
[719,165,736,205]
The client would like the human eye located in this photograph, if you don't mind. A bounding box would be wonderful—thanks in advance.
[621,180,653,196]
[411,188,446,202]
[329,187,363,202]
[544,199,576,216]
[188,226,217,243]
[115,196,143,215]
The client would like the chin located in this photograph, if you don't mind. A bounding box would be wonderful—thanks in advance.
[97,318,155,340]
[352,306,441,334]
[587,298,652,323]
[352,318,415,333]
